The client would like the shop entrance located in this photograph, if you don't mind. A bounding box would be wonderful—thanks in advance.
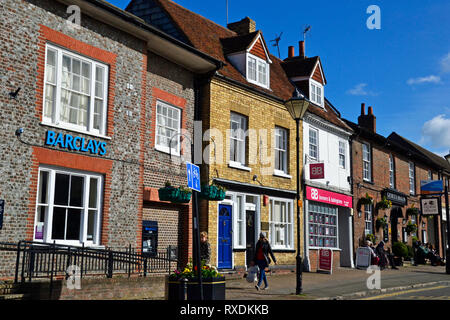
[390,207,403,244]
[218,204,232,269]
[246,210,256,267]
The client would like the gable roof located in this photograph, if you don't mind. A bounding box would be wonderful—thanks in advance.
[128,0,295,101]
[282,56,327,84]
[388,132,450,174]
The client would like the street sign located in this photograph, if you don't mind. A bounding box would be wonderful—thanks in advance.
[186,162,201,192]
[421,180,444,195]
[318,248,333,274]
[420,197,441,215]
[0,200,4,230]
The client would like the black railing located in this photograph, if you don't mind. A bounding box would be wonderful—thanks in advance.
[0,241,177,285]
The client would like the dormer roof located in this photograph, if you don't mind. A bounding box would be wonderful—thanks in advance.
[282,56,327,85]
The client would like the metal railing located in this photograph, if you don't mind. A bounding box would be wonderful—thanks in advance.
[0,241,177,285]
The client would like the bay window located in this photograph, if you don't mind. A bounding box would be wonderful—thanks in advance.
[44,44,108,136]
[35,166,103,246]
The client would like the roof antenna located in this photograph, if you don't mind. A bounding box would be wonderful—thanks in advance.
[303,25,311,56]
[270,32,283,58]
[226,0,229,25]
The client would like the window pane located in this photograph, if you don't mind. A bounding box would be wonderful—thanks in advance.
[39,171,49,204]
[54,173,70,206]
[70,175,84,207]
[52,207,66,240]
[66,209,81,240]
[87,210,97,241]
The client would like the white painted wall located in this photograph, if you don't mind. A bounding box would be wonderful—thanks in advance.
[302,113,352,192]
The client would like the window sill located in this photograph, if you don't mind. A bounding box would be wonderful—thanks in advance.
[273,170,292,179]
[271,246,294,251]
[309,247,342,251]
[362,179,374,185]
[40,122,111,140]
[155,144,180,157]
[228,161,251,172]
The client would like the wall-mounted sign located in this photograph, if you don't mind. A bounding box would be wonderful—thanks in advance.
[382,189,407,207]
[186,161,201,192]
[310,163,324,179]
[306,186,352,208]
[45,130,107,156]
[420,180,444,195]
[0,200,4,230]
[420,197,440,215]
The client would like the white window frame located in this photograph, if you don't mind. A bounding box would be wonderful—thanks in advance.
[269,198,294,250]
[230,112,248,166]
[389,154,395,189]
[246,53,270,89]
[309,79,324,108]
[155,100,182,156]
[43,44,108,137]
[235,195,245,249]
[339,140,346,169]
[274,127,288,175]
[428,170,433,181]
[309,127,319,161]
[409,162,416,195]
[307,201,339,249]
[364,204,373,236]
[362,143,372,182]
[34,166,103,247]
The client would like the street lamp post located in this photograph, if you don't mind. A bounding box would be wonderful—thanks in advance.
[284,89,311,295]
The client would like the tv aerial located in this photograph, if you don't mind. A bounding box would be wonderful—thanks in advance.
[270,32,283,58]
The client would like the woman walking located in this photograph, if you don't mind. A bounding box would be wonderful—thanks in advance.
[253,232,277,291]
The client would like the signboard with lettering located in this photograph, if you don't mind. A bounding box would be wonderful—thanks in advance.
[420,180,444,195]
[318,248,333,274]
[310,163,324,179]
[186,162,201,192]
[420,197,440,215]
[45,130,107,156]
[382,189,407,206]
[306,186,352,208]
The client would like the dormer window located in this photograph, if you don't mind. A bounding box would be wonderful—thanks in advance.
[310,80,324,107]
[246,53,269,88]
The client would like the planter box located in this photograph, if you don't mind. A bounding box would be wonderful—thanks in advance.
[171,192,192,204]
[167,277,225,300]
[187,277,226,300]
[158,187,180,202]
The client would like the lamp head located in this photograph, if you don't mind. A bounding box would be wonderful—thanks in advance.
[284,88,311,121]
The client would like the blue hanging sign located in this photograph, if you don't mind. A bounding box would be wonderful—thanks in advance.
[186,161,201,192]
[420,180,444,193]
[45,130,107,156]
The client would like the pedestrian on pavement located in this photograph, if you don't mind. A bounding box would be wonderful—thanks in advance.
[385,247,399,269]
[253,232,277,291]
[200,231,211,265]
[366,240,379,265]
[375,241,389,270]
[412,239,420,266]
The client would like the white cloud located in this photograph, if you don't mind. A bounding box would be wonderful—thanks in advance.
[346,83,377,96]
[441,53,450,73]
[407,75,441,85]
[420,114,450,149]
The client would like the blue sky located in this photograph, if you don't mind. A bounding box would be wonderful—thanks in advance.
[111,0,450,156]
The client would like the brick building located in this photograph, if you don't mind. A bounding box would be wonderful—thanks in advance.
[0,0,220,277]
[128,0,302,271]
[344,105,450,259]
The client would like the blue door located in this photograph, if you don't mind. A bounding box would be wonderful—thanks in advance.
[218,204,232,269]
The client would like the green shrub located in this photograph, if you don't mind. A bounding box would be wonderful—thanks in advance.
[392,242,408,258]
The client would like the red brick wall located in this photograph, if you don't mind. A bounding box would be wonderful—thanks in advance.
[308,249,340,272]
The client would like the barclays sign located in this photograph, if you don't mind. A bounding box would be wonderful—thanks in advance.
[45,130,107,156]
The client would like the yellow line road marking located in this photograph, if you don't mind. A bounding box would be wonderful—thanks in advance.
[360,285,448,300]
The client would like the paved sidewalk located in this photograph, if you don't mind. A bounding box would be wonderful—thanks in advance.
[225,264,450,300]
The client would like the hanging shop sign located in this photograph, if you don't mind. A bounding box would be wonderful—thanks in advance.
[420,197,441,216]
[45,130,107,156]
[318,248,333,274]
[306,186,352,208]
[310,163,325,179]
[381,189,407,207]
[420,180,444,195]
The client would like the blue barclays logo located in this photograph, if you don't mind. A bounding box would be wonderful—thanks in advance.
[45,130,107,156]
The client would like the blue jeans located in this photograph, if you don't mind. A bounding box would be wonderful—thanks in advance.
[256,259,268,288]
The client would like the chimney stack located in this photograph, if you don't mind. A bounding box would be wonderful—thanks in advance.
[358,103,376,133]
[288,46,295,58]
[299,41,305,58]
[227,17,256,35]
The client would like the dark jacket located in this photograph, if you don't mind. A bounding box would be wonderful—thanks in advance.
[200,241,211,264]
[253,240,276,265]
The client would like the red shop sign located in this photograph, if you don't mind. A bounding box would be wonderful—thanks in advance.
[318,248,333,274]
[310,163,324,179]
[306,186,352,208]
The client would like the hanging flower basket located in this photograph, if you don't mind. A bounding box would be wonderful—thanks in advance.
[406,205,420,217]
[199,184,226,201]
[171,187,192,204]
[359,193,374,206]
[376,196,392,211]
[376,217,387,231]
[365,233,377,243]
[406,222,418,235]
[158,184,181,202]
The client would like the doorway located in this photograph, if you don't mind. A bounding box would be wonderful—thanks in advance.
[218,204,232,269]
[246,210,256,267]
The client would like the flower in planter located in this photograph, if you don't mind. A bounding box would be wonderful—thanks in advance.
[360,193,374,206]
[365,233,377,244]
[406,204,419,217]
[376,217,388,231]
[406,221,418,235]
[199,183,227,201]
[169,261,222,281]
[158,181,180,202]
